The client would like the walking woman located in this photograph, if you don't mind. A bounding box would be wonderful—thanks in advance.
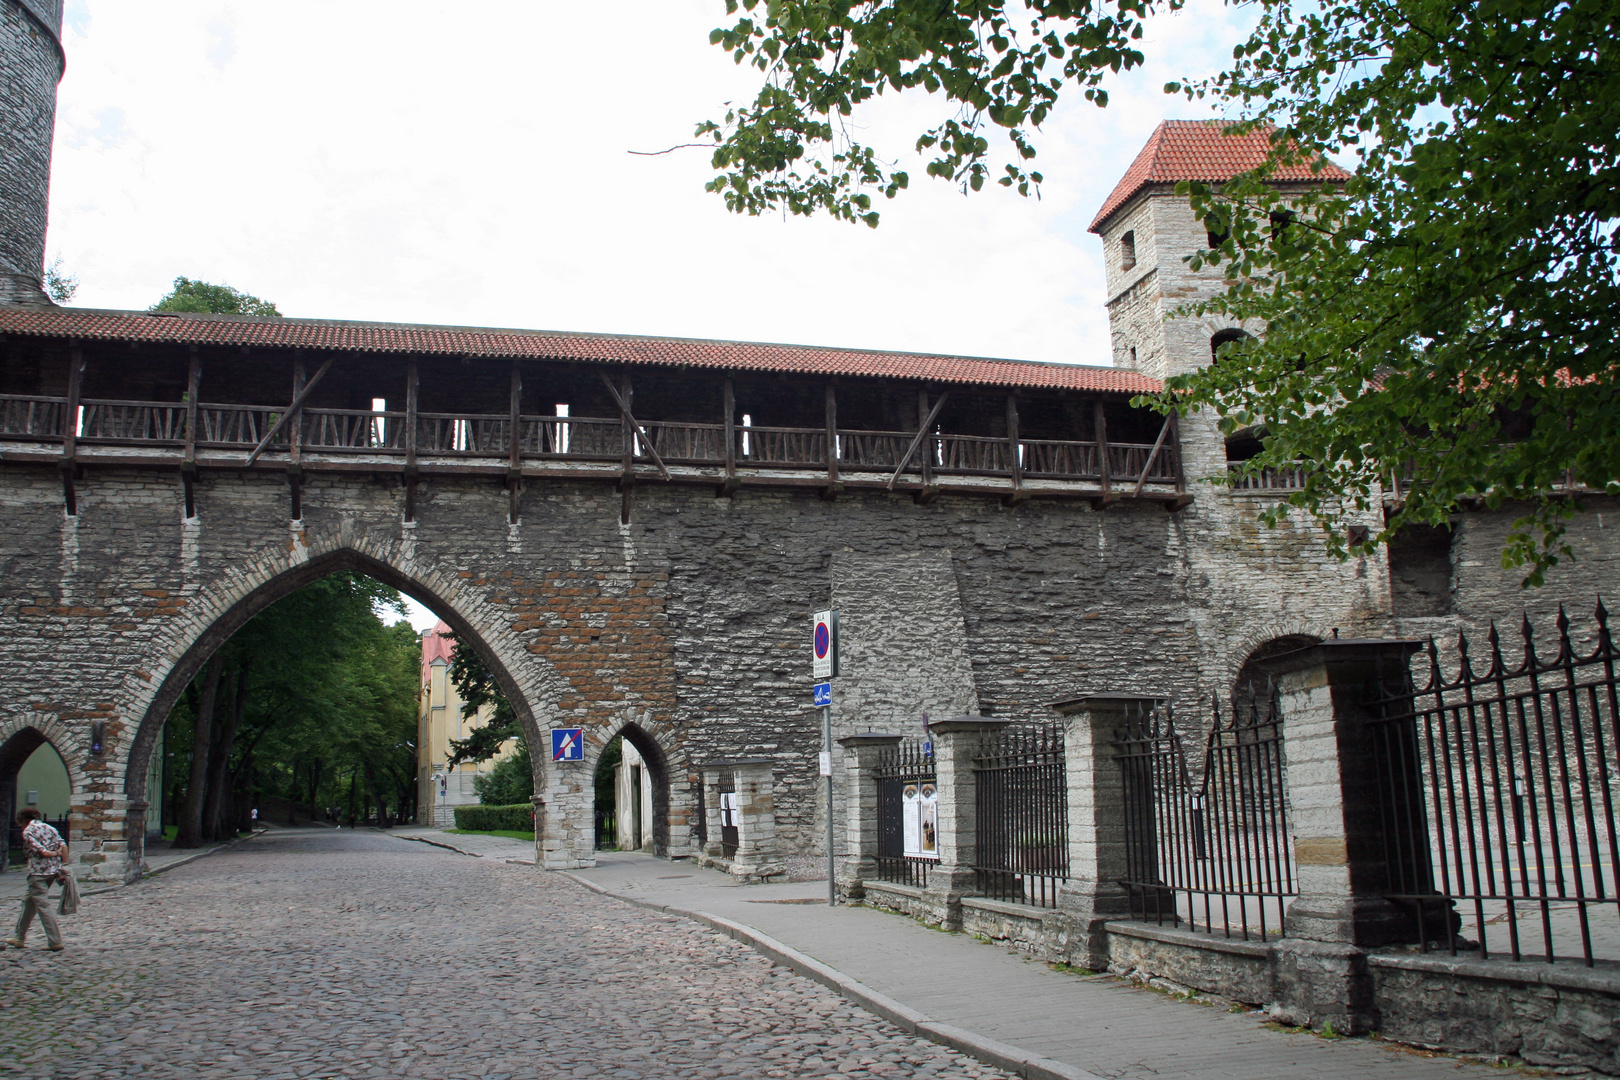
[6,808,67,951]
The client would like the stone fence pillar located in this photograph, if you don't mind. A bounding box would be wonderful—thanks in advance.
[837,733,902,899]
[927,716,1011,929]
[124,799,149,883]
[1257,639,1428,947]
[699,764,727,861]
[728,759,784,884]
[1050,695,1162,969]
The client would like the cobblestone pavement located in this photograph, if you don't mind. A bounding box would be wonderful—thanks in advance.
[0,829,1018,1080]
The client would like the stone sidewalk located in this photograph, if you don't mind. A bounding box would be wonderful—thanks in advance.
[553,849,1523,1080]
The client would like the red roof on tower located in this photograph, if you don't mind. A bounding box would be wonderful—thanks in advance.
[1089,120,1351,233]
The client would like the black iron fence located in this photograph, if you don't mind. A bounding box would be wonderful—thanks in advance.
[875,740,936,889]
[972,725,1068,908]
[1369,605,1620,965]
[1117,695,1296,940]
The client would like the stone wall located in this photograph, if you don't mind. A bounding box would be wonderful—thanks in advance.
[0,0,61,304]
[0,452,1394,881]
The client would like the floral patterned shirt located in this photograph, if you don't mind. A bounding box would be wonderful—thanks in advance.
[22,819,65,878]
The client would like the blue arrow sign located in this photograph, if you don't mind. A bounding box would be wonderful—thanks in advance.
[552,727,584,762]
[813,682,832,707]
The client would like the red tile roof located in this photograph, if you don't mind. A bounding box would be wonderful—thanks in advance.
[421,619,454,686]
[0,305,1161,394]
[1090,120,1351,233]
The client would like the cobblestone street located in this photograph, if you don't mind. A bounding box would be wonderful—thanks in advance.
[0,830,1016,1080]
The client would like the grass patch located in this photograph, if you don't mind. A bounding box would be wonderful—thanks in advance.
[445,828,534,842]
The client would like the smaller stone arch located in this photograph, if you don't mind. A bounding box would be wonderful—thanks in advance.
[588,717,693,859]
[1209,326,1252,364]
[0,717,82,872]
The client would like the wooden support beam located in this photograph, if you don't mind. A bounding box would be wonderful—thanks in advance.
[718,378,737,497]
[245,354,336,466]
[61,342,83,515]
[1132,413,1174,497]
[886,389,949,491]
[404,358,418,523]
[508,360,523,524]
[599,371,670,482]
[288,355,305,519]
[821,383,840,500]
[1091,399,1116,509]
[183,345,200,469]
[1003,393,1025,506]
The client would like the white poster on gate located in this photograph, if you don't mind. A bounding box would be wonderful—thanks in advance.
[918,782,939,859]
[902,783,921,856]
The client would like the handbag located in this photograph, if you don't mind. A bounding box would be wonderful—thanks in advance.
[56,870,79,916]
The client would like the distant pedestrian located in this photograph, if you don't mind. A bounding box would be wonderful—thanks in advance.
[6,808,67,952]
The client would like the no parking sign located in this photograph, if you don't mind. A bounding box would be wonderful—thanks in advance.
[811,609,840,680]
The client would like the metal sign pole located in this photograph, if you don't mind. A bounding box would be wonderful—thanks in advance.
[823,703,835,905]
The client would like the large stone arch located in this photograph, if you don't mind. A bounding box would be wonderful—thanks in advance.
[588,715,695,859]
[114,524,574,878]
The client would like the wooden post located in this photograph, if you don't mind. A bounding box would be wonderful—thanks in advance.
[719,377,737,497]
[1004,393,1024,504]
[288,355,305,520]
[1093,399,1113,508]
[404,358,418,523]
[822,383,839,499]
[183,345,200,518]
[61,342,83,515]
[918,388,934,488]
[508,359,523,524]
[620,371,633,524]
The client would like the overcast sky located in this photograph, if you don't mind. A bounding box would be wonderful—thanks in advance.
[45,1,1254,634]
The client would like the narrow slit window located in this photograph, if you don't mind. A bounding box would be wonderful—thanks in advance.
[1120,230,1136,270]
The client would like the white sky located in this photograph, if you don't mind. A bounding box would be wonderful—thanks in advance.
[46,0,1255,374]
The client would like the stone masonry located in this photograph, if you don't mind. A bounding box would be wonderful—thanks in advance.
[0,0,60,305]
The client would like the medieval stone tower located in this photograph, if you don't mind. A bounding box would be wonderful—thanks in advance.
[1088,120,1349,382]
[0,0,64,306]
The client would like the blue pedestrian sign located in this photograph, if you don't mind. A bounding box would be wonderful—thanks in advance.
[813,682,832,708]
[552,727,584,762]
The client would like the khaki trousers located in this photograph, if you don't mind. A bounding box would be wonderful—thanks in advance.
[14,875,63,948]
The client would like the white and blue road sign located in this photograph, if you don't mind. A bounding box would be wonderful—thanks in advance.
[551,727,584,762]
[813,682,832,708]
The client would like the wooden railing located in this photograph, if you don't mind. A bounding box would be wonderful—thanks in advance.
[1227,464,1308,491]
[0,393,1184,496]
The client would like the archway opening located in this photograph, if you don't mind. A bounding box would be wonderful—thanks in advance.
[0,730,69,873]
[1232,634,1322,721]
[591,726,672,856]
[126,552,544,862]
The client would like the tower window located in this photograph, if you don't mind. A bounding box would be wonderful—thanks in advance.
[1120,231,1136,270]
[1210,328,1250,363]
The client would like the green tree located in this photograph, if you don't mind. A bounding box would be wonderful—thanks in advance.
[699,0,1620,580]
[471,741,534,807]
[151,276,281,317]
[443,634,520,766]
[165,574,420,844]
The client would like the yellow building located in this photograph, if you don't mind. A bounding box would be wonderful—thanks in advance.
[416,621,512,826]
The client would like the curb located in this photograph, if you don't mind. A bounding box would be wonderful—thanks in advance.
[394,833,485,858]
[557,871,1103,1080]
[81,828,268,897]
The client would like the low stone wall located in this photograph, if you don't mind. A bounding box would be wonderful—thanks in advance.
[853,890,1620,1075]
[1370,952,1620,1075]
[1104,920,1274,1004]
[859,880,951,928]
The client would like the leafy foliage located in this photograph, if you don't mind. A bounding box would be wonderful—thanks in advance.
[471,741,534,806]
[43,255,77,304]
[1155,0,1620,583]
[444,633,519,766]
[699,0,1166,225]
[150,276,281,317]
[452,803,534,832]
